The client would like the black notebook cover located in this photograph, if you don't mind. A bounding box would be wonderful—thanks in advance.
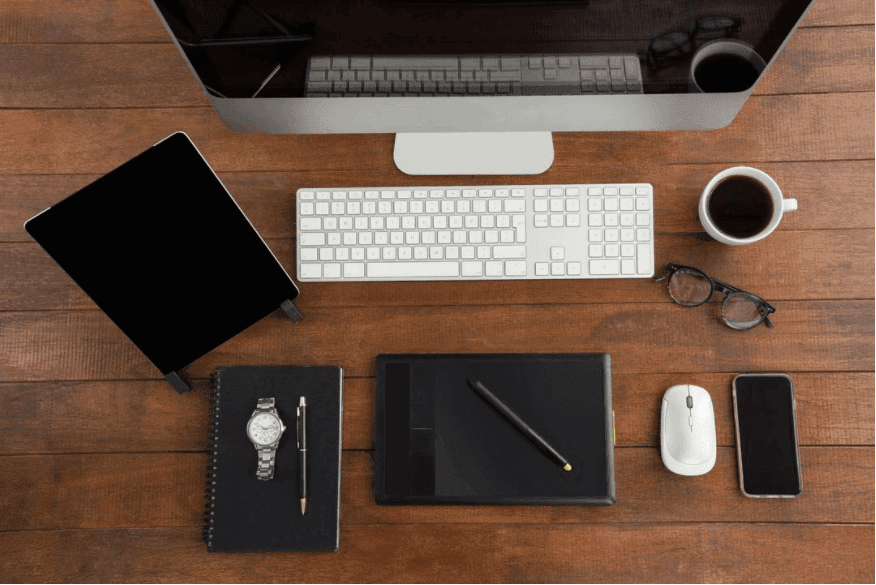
[208,366,343,552]
[375,354,614,505]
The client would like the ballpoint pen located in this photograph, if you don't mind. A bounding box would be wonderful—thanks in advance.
[467,379,572,471]
[296,396,307,515]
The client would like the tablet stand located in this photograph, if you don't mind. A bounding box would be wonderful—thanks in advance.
[164,300,303,394]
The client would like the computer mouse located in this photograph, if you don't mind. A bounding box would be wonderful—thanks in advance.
[660,384,716,476]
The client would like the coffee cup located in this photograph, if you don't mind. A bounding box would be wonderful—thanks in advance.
[699,167,797,245]
[689,39,766,93]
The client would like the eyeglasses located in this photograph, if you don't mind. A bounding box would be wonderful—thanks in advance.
[646,16,743,68]
[655,263,775,330]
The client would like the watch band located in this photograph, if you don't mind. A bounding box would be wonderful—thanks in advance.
[254,397,278,481]
[256,447,277,480]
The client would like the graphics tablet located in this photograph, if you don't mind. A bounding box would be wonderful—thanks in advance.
[25,132,300,392]
[375,354,615,505]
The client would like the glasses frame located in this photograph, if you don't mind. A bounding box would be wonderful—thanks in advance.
[645,16,744,68]
[655,263,776,330]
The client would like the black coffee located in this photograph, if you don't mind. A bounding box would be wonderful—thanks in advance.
[707,176,774,238]
[694,53,760,93]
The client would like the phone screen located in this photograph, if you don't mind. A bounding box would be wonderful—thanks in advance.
[734,375,802,496]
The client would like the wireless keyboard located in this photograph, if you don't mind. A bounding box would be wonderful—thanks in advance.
[295,184,654,282]
[305,54,643,97]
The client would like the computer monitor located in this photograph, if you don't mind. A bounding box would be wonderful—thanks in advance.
[150,0,815,175]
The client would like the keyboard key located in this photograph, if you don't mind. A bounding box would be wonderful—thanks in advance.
[567,262,581,275]
[636,198,650,211]
[300,218,321,231]
[505,261,526,276]
[300,264,322,278]
[504,200,526,213]
[589,244,603,257]
[550,215,564,227]
[637,228,650,241]
[323,263,341,278]
[493,245,526,259]
[368,262,459,278]
[621,259,635,275]
[343,263,365,278]
[462,261,484,276]
[535,262,549,276]
[637,244,652,275]
[589,259,619,275]
[300,233,326,246]
[486,261,503,276]
[566,215,580,227]
[636,212,650,226]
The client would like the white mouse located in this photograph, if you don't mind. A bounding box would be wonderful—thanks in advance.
[660,384,716,476]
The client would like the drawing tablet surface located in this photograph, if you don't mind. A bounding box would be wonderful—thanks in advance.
[375,354,615,505]
[24,132,298,378]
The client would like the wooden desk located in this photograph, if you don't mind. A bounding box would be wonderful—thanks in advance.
[0,0,872,581]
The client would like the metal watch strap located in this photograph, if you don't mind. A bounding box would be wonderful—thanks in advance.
[254,397,278,481]
[256,448,277,480]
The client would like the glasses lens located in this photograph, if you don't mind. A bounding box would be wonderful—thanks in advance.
[667,270,712,305]
[723,293,765,330]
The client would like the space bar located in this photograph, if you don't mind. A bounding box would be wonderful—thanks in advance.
[367,262,460,278]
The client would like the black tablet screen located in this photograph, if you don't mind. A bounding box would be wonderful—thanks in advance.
[25,133,298,375]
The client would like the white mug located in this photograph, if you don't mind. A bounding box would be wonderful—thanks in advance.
[699,167,798,245]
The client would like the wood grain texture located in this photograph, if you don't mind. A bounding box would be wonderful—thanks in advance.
[1,301,870,382]
[0,0,168,44]
[0,524,872,583]
[5,227,872,311]
[0,0,870,44]
[0,0,871,580]
[0,373,869,455]
[0,93,872,177]
[0,26,871,109]
[755,26,875,95]
[2,161,872,242]
[0,448,871,532]
[0,377,373,454]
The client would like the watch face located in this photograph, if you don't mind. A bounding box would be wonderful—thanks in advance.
[247,412,282,446]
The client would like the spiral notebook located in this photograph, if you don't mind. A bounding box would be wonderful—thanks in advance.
[206,366,343,552]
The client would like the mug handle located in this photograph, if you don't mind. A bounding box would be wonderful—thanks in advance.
[782,198,798,212]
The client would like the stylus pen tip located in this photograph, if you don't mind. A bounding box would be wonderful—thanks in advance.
[564,464,572,471]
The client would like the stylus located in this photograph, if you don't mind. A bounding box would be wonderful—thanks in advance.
[466,379,572,471]
[296,396,307,515]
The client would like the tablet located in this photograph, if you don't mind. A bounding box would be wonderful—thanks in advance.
[375,354,615,505]
[25,132,299,392]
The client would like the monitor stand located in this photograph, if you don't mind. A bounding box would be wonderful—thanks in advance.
[393,132,554,176]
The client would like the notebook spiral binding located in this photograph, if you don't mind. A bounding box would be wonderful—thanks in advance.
[203,368,223,551]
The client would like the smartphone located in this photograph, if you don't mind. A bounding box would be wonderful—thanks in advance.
[732,374,802,498]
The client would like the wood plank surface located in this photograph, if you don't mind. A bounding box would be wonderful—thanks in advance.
[0,93,872,177]
[0,524,871,583]
[0,26,871,109]
[0,0,871,45]
[0,0,872,581]
[1,301,870,382]
[2,160,872,243]
[0,448,871,532]
[3,228,872,311]
[0,372,870,455]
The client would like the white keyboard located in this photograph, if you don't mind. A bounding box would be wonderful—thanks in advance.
[295,184,654,282]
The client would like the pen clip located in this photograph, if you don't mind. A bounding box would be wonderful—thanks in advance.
[296,406,302,449]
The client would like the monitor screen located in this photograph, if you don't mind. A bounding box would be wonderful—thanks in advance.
[154,0,815,98]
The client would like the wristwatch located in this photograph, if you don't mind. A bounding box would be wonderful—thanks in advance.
[246,397,286,480]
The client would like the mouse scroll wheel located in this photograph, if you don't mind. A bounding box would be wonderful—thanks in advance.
[686,396,693,408]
